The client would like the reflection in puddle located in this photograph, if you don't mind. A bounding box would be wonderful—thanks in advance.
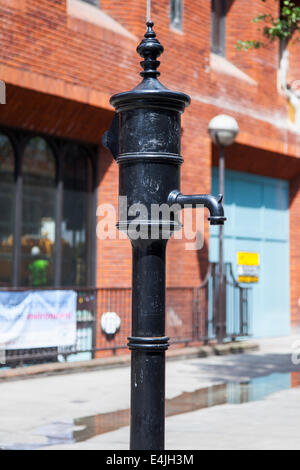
[2,371,300,449]
[72,371,300,443]
[73,409,130,443]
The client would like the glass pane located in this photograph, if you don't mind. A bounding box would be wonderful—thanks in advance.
[171,0,183,30]
[21,137,56,287]
[212,0,226,55]
[83,0,99,6]
[62,144,92,287]
[0,134,15,287]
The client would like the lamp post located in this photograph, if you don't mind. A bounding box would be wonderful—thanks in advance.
[103,22,226,450]
[208,115,239,343]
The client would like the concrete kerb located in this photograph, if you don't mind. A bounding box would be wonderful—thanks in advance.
[0,341,259,383]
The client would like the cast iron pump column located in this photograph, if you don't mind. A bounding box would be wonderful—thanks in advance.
[103,22,226,450]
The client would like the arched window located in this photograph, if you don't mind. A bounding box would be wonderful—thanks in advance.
[21,137,56,287]
[0,134,15,286]
[0,127,96,288]
[62,144,93,287]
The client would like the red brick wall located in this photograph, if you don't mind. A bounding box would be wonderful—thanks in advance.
[286,0,300,87]
[0,0,300,333]
[290,174,300,327]
[96,145,132,288]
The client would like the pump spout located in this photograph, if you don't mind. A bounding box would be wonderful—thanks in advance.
[168,190,226,225]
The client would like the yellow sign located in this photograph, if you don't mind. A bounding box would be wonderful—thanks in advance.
[237,252,260,283]
[238,276,259,284]
[237,252,260,266]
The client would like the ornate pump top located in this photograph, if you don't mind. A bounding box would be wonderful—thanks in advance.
[109,21,190,113]
[137,21,164,80]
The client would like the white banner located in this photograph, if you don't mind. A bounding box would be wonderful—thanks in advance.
[0,290,77,350]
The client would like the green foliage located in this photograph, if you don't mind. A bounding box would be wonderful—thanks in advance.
[235,0,300,51]
[235,40,264,51]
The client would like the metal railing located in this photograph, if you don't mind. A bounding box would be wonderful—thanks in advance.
[1,265,252,367]
[204,262,252,342]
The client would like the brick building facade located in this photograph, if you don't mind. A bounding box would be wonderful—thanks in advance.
[0,0,299,353]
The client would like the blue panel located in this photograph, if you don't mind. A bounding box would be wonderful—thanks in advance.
[234,179,264,239]
[264,181,289,240]
[210,168,290,338]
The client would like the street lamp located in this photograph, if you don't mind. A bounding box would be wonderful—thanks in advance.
[103,22,226,450]
[208,114,239,343]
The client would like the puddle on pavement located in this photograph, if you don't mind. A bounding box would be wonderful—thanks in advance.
[2,371,300,449]
[71,370,300,443]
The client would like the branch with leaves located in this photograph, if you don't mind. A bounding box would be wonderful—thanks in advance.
[235,0,300,51]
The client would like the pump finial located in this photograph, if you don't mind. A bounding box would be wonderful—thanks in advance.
[137,22,164,79]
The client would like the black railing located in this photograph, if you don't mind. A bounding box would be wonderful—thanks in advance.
[0,266,252,367]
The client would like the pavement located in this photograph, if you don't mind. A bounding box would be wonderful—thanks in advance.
[0,334,300,450]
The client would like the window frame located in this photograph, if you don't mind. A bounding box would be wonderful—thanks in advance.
[0,126,98,288]
[0,135,16,287]
[211,0,227,57]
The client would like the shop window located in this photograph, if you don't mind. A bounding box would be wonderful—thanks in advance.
[0,127,97,288]
[211,0,226,56]
[62,145,93,287]
[0,135,15,287]
[171,0,183,31]
[21,138,56,287]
